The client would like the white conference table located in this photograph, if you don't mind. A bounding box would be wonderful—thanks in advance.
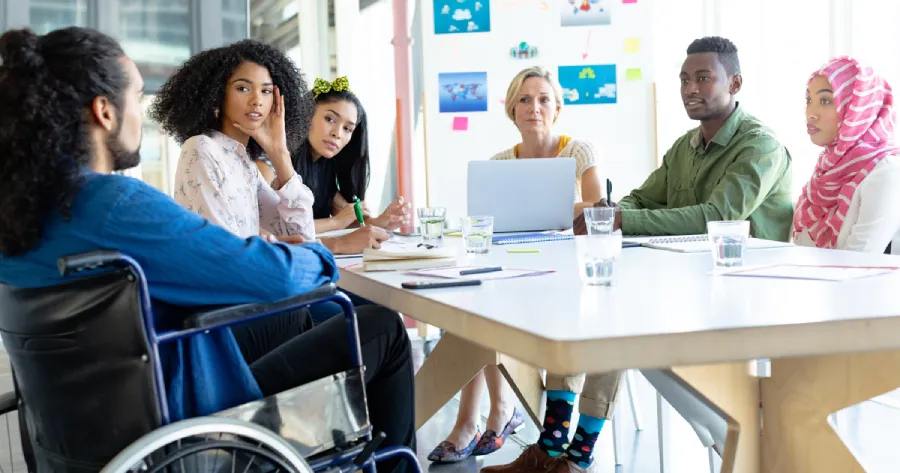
[336,236,900,473]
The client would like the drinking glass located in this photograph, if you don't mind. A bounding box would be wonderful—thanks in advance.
[461,216,494,254]
[583,207,616,235]
[417,207,446,241]
[707,220,750,270]
[576,232,623,286]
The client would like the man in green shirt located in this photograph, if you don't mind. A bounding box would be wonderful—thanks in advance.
[610,37,793,241]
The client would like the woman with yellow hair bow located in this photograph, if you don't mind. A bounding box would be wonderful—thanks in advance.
[257,76,412,258]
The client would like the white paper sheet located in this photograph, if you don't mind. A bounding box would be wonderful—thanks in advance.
[720,264,899,281]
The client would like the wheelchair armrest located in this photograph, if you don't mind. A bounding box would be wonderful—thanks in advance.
[0,391,18,416]
[57,250,128,276]
[183,283,340,330]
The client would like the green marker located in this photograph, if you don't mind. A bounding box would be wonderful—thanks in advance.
[507,248,540,253]
[353,198,365,227]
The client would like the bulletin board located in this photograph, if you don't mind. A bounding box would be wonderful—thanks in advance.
[420,0,657,219]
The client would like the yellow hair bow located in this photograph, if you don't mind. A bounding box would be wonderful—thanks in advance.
[313,76,351,97]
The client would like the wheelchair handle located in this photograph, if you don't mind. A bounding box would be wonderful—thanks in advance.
[57,250,130,276]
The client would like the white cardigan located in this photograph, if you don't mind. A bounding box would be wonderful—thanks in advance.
[794,154,900,253]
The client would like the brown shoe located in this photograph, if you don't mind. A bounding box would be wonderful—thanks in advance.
[480,445,570,473]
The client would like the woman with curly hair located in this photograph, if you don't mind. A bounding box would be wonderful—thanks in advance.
[151,39,319,243]
[257,76,411,254]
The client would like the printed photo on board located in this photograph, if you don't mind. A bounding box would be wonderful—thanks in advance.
[434,0,491,35]
[558,64,617,105]
[560,0,612,27]
[438,72,489,113]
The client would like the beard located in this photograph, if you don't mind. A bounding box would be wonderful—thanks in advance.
[107,123,142,171]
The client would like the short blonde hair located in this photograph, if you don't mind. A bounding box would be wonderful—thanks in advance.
[504,66,564,122]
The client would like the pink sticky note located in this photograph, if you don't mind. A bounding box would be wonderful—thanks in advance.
[623,0,637,3]
[452,116,468,131]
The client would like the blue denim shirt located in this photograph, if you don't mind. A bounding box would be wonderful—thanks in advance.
[0,171,338,420]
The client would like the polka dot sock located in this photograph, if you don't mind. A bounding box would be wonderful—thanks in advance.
[537,390,576,457]
[566,414,605,468]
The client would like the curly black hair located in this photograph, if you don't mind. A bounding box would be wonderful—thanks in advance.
[687,36,741,76]
[149,39,314,160]
[0,27,128,257]
[293,88,370,205]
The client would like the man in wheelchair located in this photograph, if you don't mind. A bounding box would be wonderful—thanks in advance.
[0,27,415,473]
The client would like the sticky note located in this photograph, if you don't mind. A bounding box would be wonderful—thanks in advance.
[452,116,468,131]
[624,38,640,54]
[623,0,637,3]
[626,68,642,81]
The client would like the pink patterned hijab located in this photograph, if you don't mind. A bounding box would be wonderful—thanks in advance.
[793,56,900,248]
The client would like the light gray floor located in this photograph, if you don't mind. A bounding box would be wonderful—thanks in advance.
[0,334,898,472]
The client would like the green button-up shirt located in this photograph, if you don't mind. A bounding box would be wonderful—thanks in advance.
[619,103,794,241]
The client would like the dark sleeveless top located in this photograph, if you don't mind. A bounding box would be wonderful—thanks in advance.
[297,156,338,220]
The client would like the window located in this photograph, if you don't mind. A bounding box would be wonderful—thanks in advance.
[29,0,87,34]
[118,0,192,93]
[222,0,248,44]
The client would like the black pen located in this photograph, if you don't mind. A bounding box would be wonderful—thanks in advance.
[459,266,503,276]
[606,178,612,205]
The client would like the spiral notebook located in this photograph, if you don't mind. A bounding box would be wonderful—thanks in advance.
[491,233,575,246]
[623,234,793,253]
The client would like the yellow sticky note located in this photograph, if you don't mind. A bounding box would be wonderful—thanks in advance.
[624,38,641,54]
[626,68,643,81]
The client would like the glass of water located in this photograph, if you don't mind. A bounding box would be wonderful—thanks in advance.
[583,207,616,235]
[461,216,494,254]
[707,220,750,270]
[576,232,623,286]
[417,207,446,241]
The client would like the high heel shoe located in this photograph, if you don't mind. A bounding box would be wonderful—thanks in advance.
[472,408,525,456]
[427,429,482,463]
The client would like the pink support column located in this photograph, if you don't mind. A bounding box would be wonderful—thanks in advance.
[392,0,415,225]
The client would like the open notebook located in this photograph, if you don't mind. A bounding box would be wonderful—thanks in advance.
[361,242,458,271]
[622,234,794,253]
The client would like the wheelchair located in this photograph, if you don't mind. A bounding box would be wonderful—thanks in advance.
[0,250,422,473]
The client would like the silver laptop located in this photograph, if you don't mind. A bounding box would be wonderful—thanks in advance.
[467,158,575,233]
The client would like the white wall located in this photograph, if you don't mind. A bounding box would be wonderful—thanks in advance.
[420,0,657,220]
[332,0,900,216]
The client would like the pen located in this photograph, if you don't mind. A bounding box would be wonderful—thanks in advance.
[353,197,365,227]
[460,266,503,276]
[507,248,540,253]
[606,178,612,205]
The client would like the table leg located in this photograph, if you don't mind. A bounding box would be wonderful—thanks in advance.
[414,332,545,430]
[761,349,900,473]
[663,363,761,473]
[497,357,545,427]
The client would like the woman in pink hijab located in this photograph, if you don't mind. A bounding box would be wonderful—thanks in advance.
[794,56,900,252]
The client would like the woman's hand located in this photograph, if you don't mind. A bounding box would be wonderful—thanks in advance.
[234,86,294,187]
[372,196,412,230]
[332,202,360,228]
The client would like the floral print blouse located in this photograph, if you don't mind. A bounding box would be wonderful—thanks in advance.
[173,130,315,240]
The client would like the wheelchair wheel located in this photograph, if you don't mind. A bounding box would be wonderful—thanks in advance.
[101,416,312,473]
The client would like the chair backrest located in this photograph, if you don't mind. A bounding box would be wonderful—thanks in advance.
[0,267,162,473]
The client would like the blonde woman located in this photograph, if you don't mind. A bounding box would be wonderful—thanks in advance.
[427,66,603,464]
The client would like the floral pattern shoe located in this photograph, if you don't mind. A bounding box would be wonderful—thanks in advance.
[472,408,526,456]
[427,429,482,463]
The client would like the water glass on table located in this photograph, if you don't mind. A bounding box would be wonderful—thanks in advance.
[576,231,623,286]
[461,216,494,254]
[583,206,616,235]
[417,207,446,242]
[707,220,750,270]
